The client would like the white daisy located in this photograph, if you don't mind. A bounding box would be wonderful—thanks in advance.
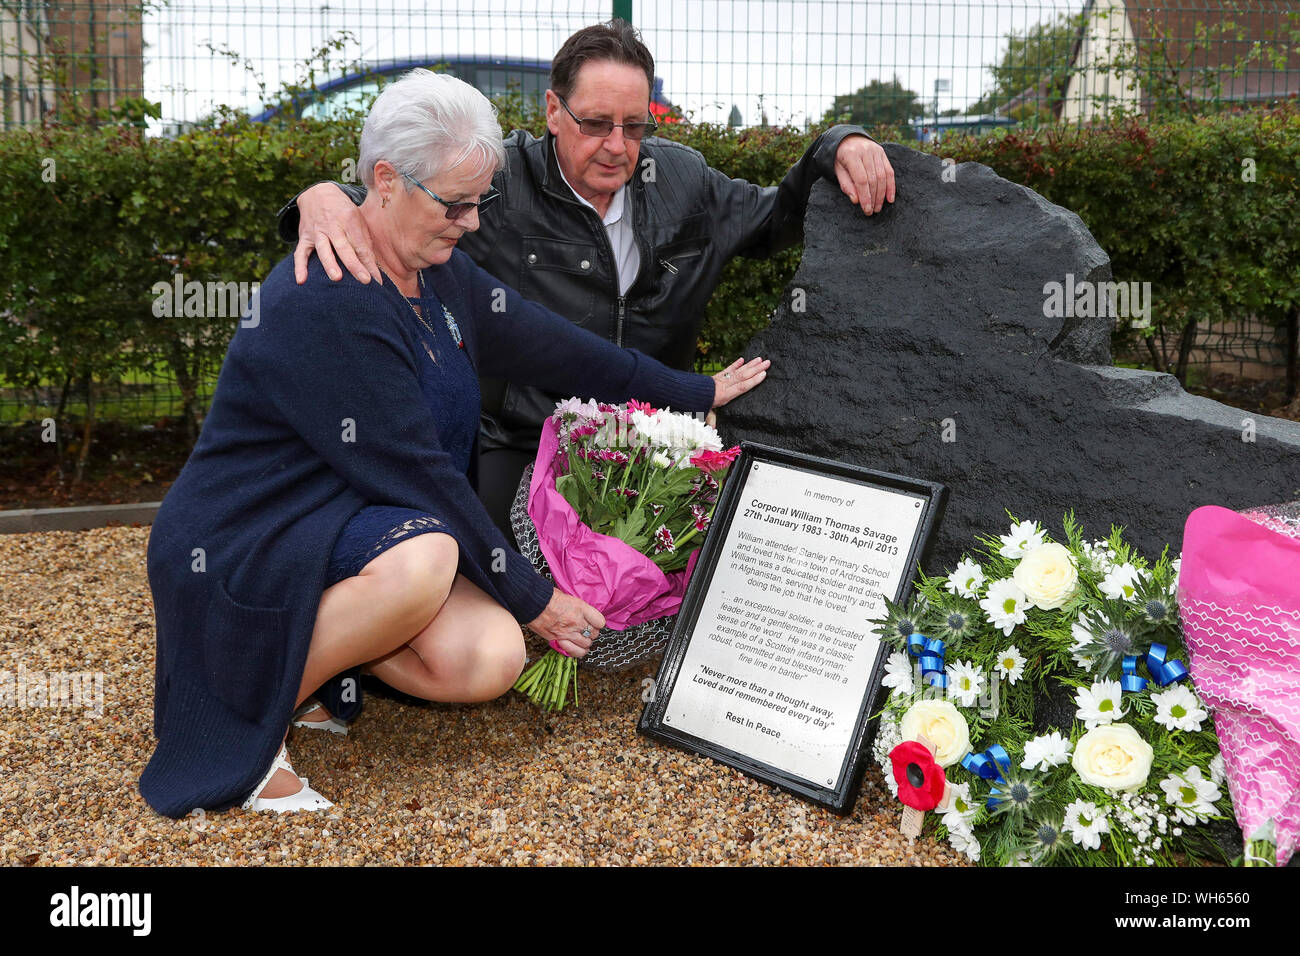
[1151,684,1209,733]
[994,645,1027,685]
[1069,619,1097,670]
[1063,799,1110,850]
[998,520,1047,559]
[1209,753,1226,787]
[1099,563,1143,601]
[947,826,982,862]
[945,659,985,708]
[979,578,1029,637]
[881,651,915,697]
[1074,679,1126,728]
[943,558,986,599]
[940,781,977,834]
[1021,730,1073,771]
[1159,766,1221,824]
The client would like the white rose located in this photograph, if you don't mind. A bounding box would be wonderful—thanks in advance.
[1072,723,1154,791]
[899,699,971,768]
[1012,542,1079,610]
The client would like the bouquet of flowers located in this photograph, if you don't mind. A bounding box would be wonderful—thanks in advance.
[870,513,1232,866]
[512,398,739,710]
[1178,501,1300,867]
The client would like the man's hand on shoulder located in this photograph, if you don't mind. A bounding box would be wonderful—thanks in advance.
[294,183,382,286]
[834,135,896,216]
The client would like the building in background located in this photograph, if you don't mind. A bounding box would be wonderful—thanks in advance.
[1,0,145,127]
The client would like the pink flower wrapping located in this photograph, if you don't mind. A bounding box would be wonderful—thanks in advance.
[527,418,699,630]
[1178,503,1300,865]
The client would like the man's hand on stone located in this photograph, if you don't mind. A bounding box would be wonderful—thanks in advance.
[293,183,383,285]
[834,135,896,216]
[712,356,770,408]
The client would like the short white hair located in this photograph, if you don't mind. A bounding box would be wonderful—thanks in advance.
[358,69,506,188]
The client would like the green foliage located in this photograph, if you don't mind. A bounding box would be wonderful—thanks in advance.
[967,11,1083,118]
[821,76,925,138]
[928,104,1300,349]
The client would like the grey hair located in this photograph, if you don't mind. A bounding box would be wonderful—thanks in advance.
[358,69,506,188]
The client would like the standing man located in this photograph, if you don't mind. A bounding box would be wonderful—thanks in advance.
[278,19,896,533]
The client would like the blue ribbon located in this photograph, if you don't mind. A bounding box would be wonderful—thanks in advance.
[906,632,947,689]
[1121,643,1190,693]
[961,745,1010,783]
[961,745,1014,810]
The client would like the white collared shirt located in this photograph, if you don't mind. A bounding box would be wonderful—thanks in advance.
[557,164,640,296]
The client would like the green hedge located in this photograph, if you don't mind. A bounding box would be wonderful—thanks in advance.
[2,105,1296,470]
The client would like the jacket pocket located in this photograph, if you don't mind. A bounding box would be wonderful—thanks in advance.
[518,236,602,328]
[202,580,289,724]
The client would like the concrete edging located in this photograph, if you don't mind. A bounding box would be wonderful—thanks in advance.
[0,501,162,534]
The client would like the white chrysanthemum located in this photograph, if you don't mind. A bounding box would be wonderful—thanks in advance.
[1074,679,1126,729]
[1159,766,1221,824]
[943,558,986,599]
[1099,563,1143,601]
[994,645,1026,685]
[1021,730,1073,771]
[651,451,673,469]
[945,659,985,708]
[1063,799,1109,850]
[1151,684,1209,733]
[552,397,601,421]
[947,826,982,862]
[979,578,1029,637]
[631,408,720,456]
[1209,753,1225,787]
[998,520,1047,559]
[881,651,914,697]
[941,781,977,834]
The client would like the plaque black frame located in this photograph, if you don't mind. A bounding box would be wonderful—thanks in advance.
[637,441,947,814]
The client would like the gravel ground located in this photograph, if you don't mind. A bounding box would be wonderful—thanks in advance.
[0,525,966,867]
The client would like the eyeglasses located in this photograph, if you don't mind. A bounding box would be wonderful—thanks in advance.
[556,94,658,141]
[400,170,500,221]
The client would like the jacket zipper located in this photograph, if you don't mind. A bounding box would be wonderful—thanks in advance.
[616,295,626,347]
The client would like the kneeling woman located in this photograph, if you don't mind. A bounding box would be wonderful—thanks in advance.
[140,70,766,816]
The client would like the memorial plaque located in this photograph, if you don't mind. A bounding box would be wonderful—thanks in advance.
[638,442,946,813]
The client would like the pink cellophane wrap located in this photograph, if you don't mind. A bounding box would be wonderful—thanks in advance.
[527,417,698,631]
[1178,503,1300,866]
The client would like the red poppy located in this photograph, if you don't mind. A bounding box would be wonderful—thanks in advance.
[889,740,947,811]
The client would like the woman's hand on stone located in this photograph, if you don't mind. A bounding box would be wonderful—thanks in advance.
[293,184,383,286]
[527,589,606,659]
[712,356,770,407]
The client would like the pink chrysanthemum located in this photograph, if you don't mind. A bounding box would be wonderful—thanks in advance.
[653,525,676,554]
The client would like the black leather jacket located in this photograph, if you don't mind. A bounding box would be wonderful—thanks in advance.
[278,124,867,451]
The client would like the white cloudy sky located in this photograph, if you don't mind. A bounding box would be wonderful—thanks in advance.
[146,0,1085,127]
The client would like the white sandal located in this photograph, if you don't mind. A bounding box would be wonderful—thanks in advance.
[241,743,334,813]
[292,700,349,736]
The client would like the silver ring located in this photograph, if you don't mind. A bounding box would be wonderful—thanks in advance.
[723,372,732,379]
[581,626,592,638]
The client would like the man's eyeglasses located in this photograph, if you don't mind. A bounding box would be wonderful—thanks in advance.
[556,94,658,141]
[400,170,500,221]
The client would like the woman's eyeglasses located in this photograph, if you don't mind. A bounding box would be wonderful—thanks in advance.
[556,94,658,141]
[400,170,500,221]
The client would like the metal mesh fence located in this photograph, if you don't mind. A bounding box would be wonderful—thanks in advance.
[2,1,1298,425]
[4,1,1297,134]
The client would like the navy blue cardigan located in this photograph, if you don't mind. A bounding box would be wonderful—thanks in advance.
[140,249,715,818]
